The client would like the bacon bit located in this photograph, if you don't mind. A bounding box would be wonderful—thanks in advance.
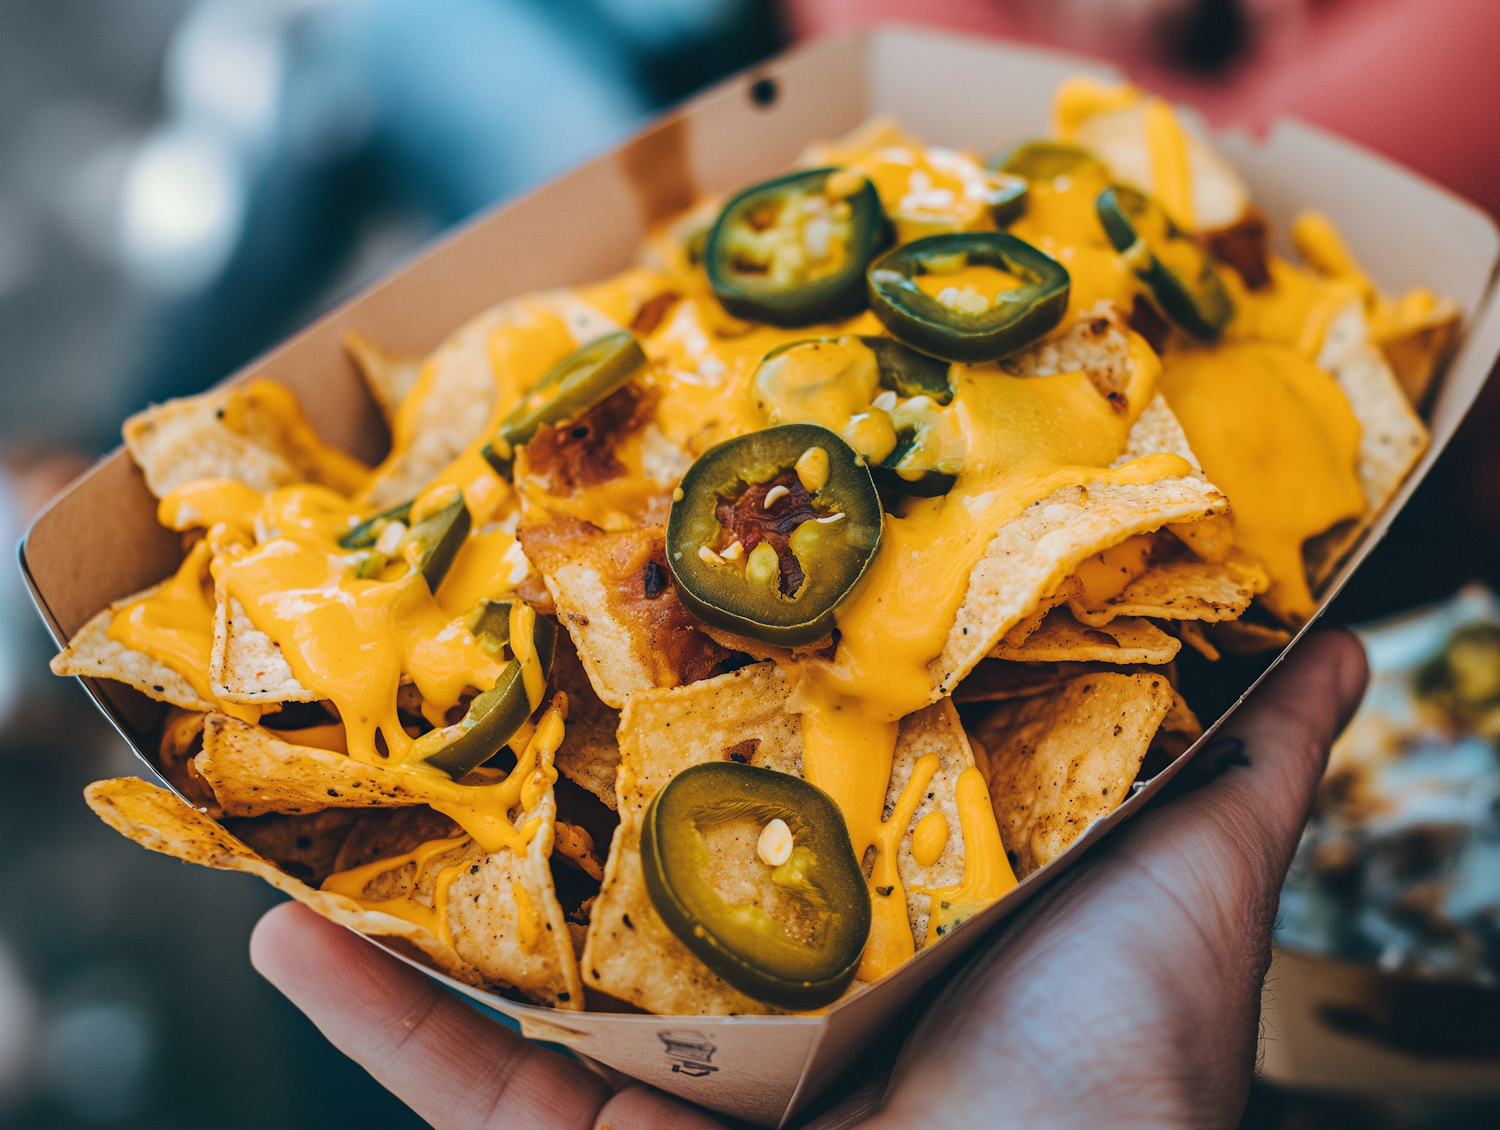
[631,291,681,336]
[524,383,654,493]
[723,738,760,763]
[715,470,821,597]
[1202,208,1270,291]
[1128,294,1171,354]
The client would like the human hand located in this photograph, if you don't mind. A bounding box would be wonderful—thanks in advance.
[250,630,1366,1129]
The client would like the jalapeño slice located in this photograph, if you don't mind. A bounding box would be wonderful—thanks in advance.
[406,491,471,593]
[666,424,880,647]
[482,331,647,477]
[640,761,870,1009]
[420,610,558,781]
[868,232,1070,363]
[339,499,413,550]
[989,140,1109,184]
[1096,184,1232,341]
[869,394,959,499]
[705,167,890,327]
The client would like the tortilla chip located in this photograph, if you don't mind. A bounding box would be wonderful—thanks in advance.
[158,707,219,813]
[197,713,452,816]
[50,590,214,712]
[1207,618,1293,657]
[972,672,1174,876]
[521,518,731,709]
[344,330,423,427]
[931,474,1229,696]
[1003,302,1139,414]
[210,595,317,704]
[991,608,1180,665]
[552,633,622,810]
[360,292,618,510]
[85,776,479,980]
[1375,299,1459,407]
[1118,393,1201,472]
[1067,552,1269,626]
[1303,301,1429,589]
[583,662,975,1015]
[1176,620,1220,662]
[953,659,1133,704]
[222,807,372,886]
[123,380,368,499]
[1152,689,1204,761]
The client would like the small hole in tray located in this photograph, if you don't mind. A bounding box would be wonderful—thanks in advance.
[749,76,778,109]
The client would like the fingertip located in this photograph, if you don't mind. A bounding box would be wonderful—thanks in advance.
[249,899,350,989]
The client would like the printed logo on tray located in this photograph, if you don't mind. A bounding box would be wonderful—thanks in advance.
[658,1030,719,1077]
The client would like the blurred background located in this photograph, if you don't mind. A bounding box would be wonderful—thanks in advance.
[0,1,1495,1127]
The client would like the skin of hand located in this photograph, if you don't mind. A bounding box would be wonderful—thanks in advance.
[250,629,1367,1130]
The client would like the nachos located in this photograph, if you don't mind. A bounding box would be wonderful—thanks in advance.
[53,77,1452,1013]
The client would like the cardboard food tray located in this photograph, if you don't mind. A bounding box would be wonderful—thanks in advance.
[19,25,1500,1128]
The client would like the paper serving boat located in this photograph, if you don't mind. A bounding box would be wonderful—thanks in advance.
[21,25,1500,1128]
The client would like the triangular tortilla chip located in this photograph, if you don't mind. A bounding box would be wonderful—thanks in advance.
[50,589,214,712]
[990,608,1180,665]
[582,662,976,1015]
[931,474,1229,697]
[85,776,479,980]
[1303,300,1429,589]
[210,595,317,704]
[124,380,368,499]
[551,633,622,810]
[344,330,423,427]
[972,671,1175,877]
[1066,551,1268,626]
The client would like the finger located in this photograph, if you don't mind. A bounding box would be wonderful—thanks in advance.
[251,902,635,1130]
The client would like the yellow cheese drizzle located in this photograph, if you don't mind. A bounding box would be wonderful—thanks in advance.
[106,538,260,723]
[321,835,470,944]
[318,700,567,938]
[919,767,1016,945]
[859,752,940,980]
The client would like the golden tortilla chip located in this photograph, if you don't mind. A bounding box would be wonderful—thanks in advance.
[50,591,215,712]
[158,708,219,813]
[123,380,368,500]
[1303,301,1429,589]
[551,633,622,810]
[85,776,479,979]
[210,595,317,704]
[932,474,1229,696]
[973,671,1174,877]
[1067,551,1268,626]
[197,713,455,816]
[344,329,423,427]
[521,518,731,709]
[360,292,616,509]
[1151,689,1204,761]
[1118,393,1202,471]
[583,662,975,1015]
[991,608,1180,665]
[1207,618,1293,657]
[223,807,373,886]
[1176,620,1220,661]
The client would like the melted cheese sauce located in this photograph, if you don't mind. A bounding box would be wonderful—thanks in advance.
[1159,343,1363,622]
